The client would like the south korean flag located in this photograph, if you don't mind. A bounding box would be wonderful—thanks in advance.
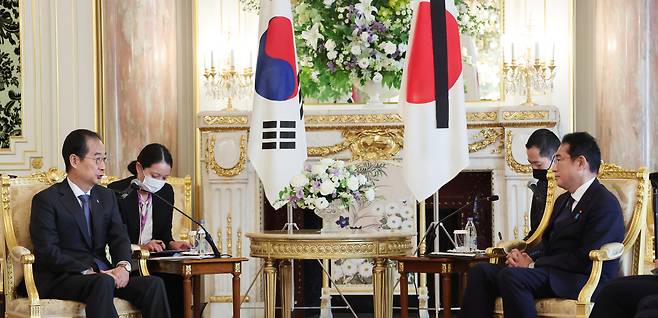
[248,0,307,207]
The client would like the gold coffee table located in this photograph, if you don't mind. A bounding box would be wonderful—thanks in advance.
[247,230,415,318]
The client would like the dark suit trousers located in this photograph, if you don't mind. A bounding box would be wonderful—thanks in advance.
[40,273,171,318]
[461,263,556,318]
[591,275,658,318]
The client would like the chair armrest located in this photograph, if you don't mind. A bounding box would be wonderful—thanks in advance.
[485,240,528,258]
[9,246,40,305]
[10,246,33,264]
[131,244,150,276]
[577,242,625,304]
[588,242,624,261]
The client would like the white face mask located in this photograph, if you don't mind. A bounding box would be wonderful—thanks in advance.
[142,175,165,193]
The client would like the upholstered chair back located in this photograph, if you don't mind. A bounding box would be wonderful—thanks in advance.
[1,169,66,301]
[164,176,193,241]
[598,163,649,277]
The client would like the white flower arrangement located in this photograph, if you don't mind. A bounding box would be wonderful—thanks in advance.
[293,0,413,101]
[274,158,376,211]
[454,0,500,38]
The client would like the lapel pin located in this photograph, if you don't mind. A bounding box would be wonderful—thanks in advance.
[574,210,583,220]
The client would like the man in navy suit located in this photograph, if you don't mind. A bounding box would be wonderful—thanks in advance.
[461,132,625,318]
[30,129,171,318]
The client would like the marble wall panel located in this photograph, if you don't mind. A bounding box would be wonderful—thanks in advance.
[102,0,178,177]
[595,0,657,170]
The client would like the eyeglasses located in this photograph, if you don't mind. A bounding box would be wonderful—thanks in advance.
[84,156,108,165]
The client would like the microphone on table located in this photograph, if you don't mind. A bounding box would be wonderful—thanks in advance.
[414,195,499,256]
[129,180,223,258]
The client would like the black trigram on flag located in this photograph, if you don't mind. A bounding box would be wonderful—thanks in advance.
[261,120,296,150]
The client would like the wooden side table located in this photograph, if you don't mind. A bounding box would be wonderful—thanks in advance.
[392,255,489,318]
[148,257,247,318]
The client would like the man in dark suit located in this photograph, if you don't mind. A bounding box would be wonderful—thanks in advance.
[524,128,560,239]
[30,129,171,318]
[461,132,625,318]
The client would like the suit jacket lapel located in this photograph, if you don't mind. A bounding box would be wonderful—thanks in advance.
[57,181,92,248]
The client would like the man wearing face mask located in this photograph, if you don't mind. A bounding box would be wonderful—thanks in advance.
[524,129,561,239]
[108,143,190,317]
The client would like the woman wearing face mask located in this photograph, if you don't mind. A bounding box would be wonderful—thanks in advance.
[109,143,191,252]
[108,143,189,317]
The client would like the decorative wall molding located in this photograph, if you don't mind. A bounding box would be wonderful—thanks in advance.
[502,111,549,121]
[469,128,504,153]
[504,130,532,173]
[0,0,22,149]
[205,135,247,177]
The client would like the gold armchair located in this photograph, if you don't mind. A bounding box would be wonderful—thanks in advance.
[0,169,149,318]
[485,164,650,318]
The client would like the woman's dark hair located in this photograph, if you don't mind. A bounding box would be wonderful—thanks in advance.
[62,129,102,172]
[127,143,173,176]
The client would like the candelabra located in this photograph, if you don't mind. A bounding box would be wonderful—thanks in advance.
[503,48,557,106]
[203,64,254,111]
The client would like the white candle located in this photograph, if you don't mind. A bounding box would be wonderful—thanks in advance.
[511,43,516,61]
[229,49,235,67]
[551,44,555,61]
[535,42,540,60]
[211,50,215,68]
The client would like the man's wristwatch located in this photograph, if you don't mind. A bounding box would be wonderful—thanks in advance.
[117,262,132,273]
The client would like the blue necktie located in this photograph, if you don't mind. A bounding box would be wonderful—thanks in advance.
[78,194,109,271]
[78,194,92,237]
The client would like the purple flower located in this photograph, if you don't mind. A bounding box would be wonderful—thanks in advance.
[353,191,361,200]
[367,34,376,43]
[304,164,312,172]
[336,216,350,228]
[327,61,336,73]
[312,180,321,191]
[372,21,386,33]
[295,189,304,199]
[330,168,340,177]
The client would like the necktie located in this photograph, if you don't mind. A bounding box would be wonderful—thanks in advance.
[78,194,109,271]
[78,194,92,237]
[555,195,576,224]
